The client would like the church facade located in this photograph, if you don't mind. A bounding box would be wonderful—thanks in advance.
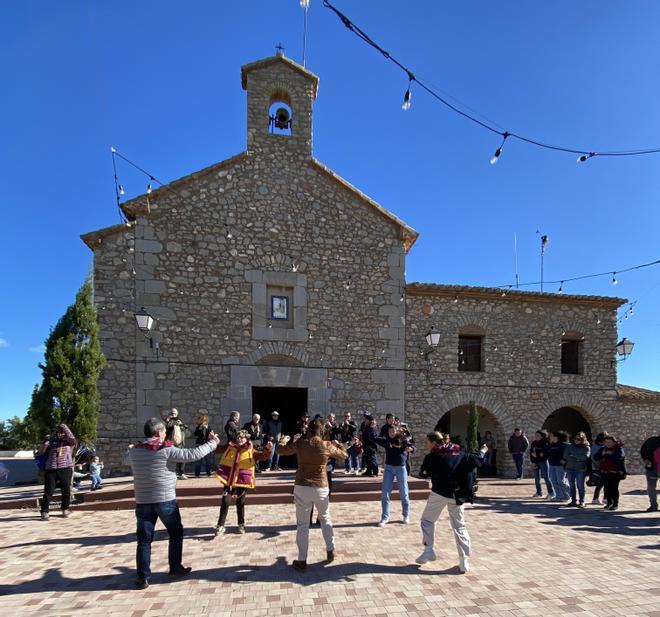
[82,52,659,475]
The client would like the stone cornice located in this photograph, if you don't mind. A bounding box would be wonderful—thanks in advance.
[406,282,627,309]
[616,383,660,401]
[241,53,320,98]
[80,221,135,250]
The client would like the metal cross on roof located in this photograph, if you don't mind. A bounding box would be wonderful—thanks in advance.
[275,43,284,54]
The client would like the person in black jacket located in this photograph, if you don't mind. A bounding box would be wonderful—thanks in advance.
[547,431,570,501]
[360,413,379,477]
[379,414,395,438]
[193,413,214,477]
[594,435,626,511]
[640,433,660,512]
[529,430,554,499]
[338,413,358,474]
[224,412,240,444]
[416,431,487,573]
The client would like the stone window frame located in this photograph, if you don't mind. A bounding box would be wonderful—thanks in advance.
[457,325,486,373]
[247,269,307,342]
[561,330,585,375]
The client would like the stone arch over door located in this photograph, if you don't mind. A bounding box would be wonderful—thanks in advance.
[430,387,511,476]
[536,392,606,437]
[245,342,310,366]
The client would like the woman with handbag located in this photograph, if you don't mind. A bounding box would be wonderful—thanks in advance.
[593,435,626,511]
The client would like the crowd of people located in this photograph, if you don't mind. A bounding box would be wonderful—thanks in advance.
[34,413,659,589]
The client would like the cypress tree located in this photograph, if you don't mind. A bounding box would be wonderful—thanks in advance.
[467,400,479,453]
[25,277,105,446]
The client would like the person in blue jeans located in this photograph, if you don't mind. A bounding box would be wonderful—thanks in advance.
[508,428,529,479]
[89,456,104,490]
[547,431,570,501]
[126,417,220,589]
[193,414,214,477]
[529,430,554,498]
[374,425,416,526]
[562,432,591,508]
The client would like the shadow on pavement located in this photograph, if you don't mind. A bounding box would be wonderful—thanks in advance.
[0,559,459,595]
[475,496,659,542]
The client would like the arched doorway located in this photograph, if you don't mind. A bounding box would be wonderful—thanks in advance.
[434,404,503,475]
[542,407,592,442]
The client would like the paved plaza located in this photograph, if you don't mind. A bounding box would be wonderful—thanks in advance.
[1,475,658,617]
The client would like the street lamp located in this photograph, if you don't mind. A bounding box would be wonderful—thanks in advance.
[615,337,634,362]
[134,307,159,358]
[423,326,441,363]
[134,307,154,333]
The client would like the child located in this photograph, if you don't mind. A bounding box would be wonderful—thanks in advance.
[89,456,104,490]
[213,429,272,535]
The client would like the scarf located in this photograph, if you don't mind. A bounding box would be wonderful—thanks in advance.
[135,437,174,451]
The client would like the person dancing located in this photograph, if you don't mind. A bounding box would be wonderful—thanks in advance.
[277,419,347,571]
[416,431,487,573]
[213,429,272,535]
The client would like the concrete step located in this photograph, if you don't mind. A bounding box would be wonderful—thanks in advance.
[74,488,431,511]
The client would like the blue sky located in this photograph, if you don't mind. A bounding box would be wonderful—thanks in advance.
[1,1,659,422]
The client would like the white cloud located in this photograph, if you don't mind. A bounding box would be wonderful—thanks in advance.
[0,338,9,348]
[29,344,46,354]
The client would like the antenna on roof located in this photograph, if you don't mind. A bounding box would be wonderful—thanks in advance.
[514,232,519,289]
[300,0,310,66]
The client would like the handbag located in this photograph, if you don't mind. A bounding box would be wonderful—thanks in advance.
[586,471,602,487]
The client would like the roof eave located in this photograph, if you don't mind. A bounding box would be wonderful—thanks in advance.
[310,158,419,252]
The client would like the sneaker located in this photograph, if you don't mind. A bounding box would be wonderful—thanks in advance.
[168,566,192,577]
[214,525,226,537]
[608,504,618,511]
[238,525,246,534]
[326,549,335,563]
[274,467,283,471]
[402,517,410,525]
[178,474,189,480]
[545,494,556,501]
[458,556,471,573]
[532,493,542,498]
[415,548,437,564]
[352,469,359,475]
[377,519,388,527]
[591,498,603,505]
[135,578,149,590]
[577,502,586,508]
[292,560,307,571]
[646,505,658,512]
[563,501,578,507]
[604,503,611,509]
[62,509,72,518]
[344,470,351,475]
[40,512,49,521]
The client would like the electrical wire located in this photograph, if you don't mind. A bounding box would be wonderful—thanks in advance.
[322,1,660,160]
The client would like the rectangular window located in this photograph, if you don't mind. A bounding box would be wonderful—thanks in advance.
[458,336,482,372]
[561,340,582,374]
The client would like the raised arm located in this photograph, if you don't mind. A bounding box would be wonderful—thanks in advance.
[168,432,220,462]
[59,424,76,446]
[326,440,348,461]
[253,441,273,462]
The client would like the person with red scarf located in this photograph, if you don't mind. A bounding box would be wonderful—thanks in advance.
[126,417,219,590]
[593,435,626,511]
[416,431,487,573]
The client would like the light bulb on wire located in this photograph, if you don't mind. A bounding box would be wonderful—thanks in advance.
[612,272,618,285]
[401,72,414,111]
[558,281,564,293]
[118,184,125,196]
[490,132,510,165]
[577,152,596,163]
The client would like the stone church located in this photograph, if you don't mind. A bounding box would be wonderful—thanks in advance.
[82,52,659,475]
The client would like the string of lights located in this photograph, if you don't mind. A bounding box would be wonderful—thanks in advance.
[322,0,660,164]
[496,257,660,292]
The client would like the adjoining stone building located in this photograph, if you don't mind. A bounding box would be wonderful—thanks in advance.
[82,52,660,475]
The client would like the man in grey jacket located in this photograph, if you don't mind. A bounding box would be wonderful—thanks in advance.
[126,417,220,589]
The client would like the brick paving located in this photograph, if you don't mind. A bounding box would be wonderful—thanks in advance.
[1,475,658,617]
